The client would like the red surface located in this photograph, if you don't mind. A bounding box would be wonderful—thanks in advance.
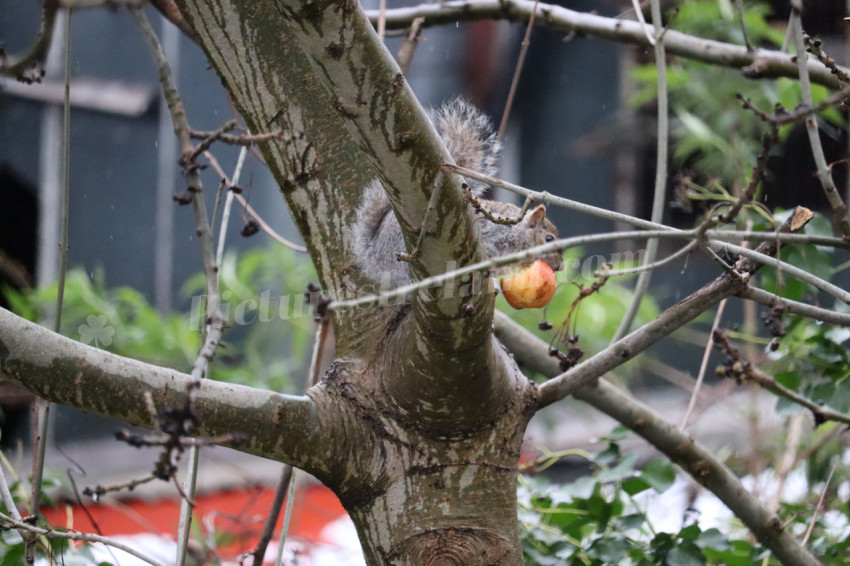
[40,484,347,555]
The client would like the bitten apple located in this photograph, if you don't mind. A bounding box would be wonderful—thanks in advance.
[500,260,557,309]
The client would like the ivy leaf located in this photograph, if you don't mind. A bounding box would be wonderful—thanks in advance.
[695,528,731,551]
[641,458,676,493]
[667,542,707,566]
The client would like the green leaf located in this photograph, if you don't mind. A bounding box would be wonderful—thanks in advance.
[695,528,731,551]
[616,513,647,531]
[590,537,630,562]
[642,458,676,493]
[622,476,651,496]
[597,453,638,483]
[667,541,706,566]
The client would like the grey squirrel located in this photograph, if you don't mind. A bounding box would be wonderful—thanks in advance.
[352,98,563,288]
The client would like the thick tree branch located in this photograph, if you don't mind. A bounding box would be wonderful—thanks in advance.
[174,0,506,435]
[367,0,846,89]
[537,208,812,406]
[0,308,326,475]
[493,312,820,566]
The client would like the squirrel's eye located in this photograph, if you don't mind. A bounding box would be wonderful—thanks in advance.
[545,234,555,243]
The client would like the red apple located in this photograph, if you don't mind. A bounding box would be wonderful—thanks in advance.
[500,260,557,309]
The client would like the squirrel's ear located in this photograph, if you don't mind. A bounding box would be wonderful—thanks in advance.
[528,204,547,225]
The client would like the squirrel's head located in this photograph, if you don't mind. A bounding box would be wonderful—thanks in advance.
[527,205,564,272]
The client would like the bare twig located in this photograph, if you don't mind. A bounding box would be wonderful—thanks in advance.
[331,229,684,311]
[612,0,668,341]
[497,0,540,141]
[714,330,850,426]
[538,208,812,405]
[0,0,59,82]
[444,162,850,249]
[741,286,850,326]
[0,469,22,522]
[189,127,283,146]
[246,466,293,566]
[805,36,850,84]
[733,0,752,51]
[148,0,198,41]
[600,240,697,278]
[377,0,387,39]
[790,10,850,238]
[719,240,850,305]
[768,414,804,513]
[0,511,166,566]
[271,316,328,566]
[129,7,226,564]
[28,12,72,561]
[214,146,248,267]
[630,0,655,46]
[802,461,838,546]
[366,0,850,88]
[396,17,424,75]
[680,299,726,429]
[203,151,308,253]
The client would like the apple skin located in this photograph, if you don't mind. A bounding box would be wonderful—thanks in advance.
[500,260,557,309]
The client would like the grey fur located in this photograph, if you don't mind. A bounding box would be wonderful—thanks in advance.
[351,98,562,289]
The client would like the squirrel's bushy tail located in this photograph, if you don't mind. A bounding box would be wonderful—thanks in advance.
[432,98,501,197]
[351,98,502,286]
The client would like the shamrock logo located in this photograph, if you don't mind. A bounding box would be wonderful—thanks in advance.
[78,314,115,347]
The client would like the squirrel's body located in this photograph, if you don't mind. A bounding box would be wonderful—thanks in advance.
[352,99,562,289]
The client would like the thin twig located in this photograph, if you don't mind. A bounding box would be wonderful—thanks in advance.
[714,331,850,426]
[332,217,848,313]
[767,83,850,125]
[189,127,283,146]
[790,10,850,238]
[366,0,850,88]
[600,240,697,278]
[0,511,167,566]
[272,319,327,566]
[801,461,838,546]
[203,152,308,253]
[28,12,72,561]
[186,119,238,163]
[442,163,675,231]
[680,299,726,429]
[377,0,387,40]
[630,0,655,46]
[246,466,293,566]
[497,0,540,141]
[0,469,21,521]
[733,0,752,51]
[129,7,224,564]
[741,286,850,326]
[214,146,248,267]
[612,0,668,341]
[805,35,850,84]
[331,229,685,311]
[538,208,810,405]
[396,17,424,75]
[443,162,850,251]
[0,0,59,81]
[273,469,298,566]
[768,414,804,513]
[446,161,850,254]
[719,240,850,305]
